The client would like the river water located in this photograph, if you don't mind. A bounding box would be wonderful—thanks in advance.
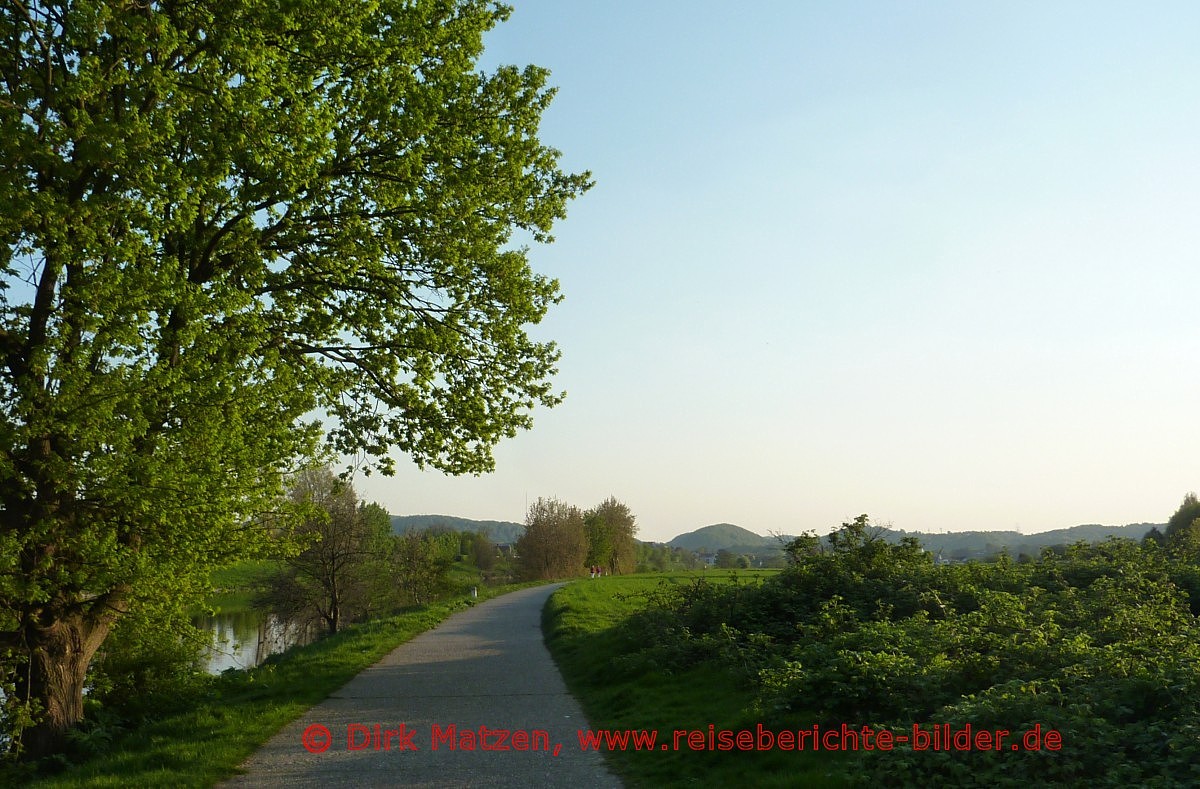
[194,611,318,674]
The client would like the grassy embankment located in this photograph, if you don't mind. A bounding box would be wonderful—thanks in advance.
[20,565,537,789]
[544,571,849,788]
[204,560,280,613]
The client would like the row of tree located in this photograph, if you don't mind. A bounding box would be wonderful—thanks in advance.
[515,497,638,580]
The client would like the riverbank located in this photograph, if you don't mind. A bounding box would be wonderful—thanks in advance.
[219,584,619,788]
[13,581,542,788]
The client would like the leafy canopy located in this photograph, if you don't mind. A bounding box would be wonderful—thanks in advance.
[0,0,589,653]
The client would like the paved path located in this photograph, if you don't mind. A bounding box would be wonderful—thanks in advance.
[219,584,622,788]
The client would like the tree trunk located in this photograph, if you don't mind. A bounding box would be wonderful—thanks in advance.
[13,609,113,760]
[328,596,340,635]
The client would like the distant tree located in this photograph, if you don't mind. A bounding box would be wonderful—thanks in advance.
[259,468,390,635]
[356,502,400,618]
[635,542,665,573]
[828,514,891,553]
[715,549,740,569]
[584,512,613,571]
[783,531,822,565]
[471,532,498,571]
[584,497,638,575]
[516,498,588,580]
[391,531,454,605]
[1143,526,1167,549]
[1166,493,1200,550]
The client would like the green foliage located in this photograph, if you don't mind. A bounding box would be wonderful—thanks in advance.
[1166,492,1200,534]
[714,549,739,568]
[257,468,394,635]
[515,497,589,580]
[0,0,588,755]
[634,543,700,573]
[544,573,838,789]
[583,496,638,575]
[467,531,498,571]
[391,531,455,605]
[87,608,207,719]
[592,517,1200,786]
[7,582,541,788]
[1166,492,1200,555]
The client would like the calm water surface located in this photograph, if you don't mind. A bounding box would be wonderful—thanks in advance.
[195,611,317,674]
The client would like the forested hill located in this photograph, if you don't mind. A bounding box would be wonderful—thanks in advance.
[887,522,1161,560]
[390,515,524,544]
[667,523,780,553]
[662,521,1162,560]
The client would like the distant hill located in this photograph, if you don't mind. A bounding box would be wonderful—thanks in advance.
[662,520,1161,561]
[887,523,1160,560]
[668,523,782,554]
[390,515,524,544]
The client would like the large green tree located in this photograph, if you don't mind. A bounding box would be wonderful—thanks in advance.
[0,0,589,757]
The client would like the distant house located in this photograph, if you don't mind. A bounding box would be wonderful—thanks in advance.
[698,552,717,567]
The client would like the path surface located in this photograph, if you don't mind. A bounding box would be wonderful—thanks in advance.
[219,584,622,788]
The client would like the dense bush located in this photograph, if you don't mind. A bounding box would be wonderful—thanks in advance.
[614,518,1200,786]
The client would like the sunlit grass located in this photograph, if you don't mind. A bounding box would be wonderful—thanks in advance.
[544,571,849,788]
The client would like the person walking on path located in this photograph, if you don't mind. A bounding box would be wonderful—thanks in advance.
[219,584,621,788]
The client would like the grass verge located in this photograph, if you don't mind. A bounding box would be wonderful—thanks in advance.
[202,560,283,614]
[543,571,850,788]
[18,580,541,789]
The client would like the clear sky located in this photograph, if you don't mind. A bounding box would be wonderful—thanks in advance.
[356,1,1200,542]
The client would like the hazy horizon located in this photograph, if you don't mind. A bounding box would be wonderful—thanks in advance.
[386,511,1166,542]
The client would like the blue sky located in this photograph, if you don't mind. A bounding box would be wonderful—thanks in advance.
[357,1,1200,542]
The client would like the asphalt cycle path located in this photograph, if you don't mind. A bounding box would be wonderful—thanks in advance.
[219,583,622,788]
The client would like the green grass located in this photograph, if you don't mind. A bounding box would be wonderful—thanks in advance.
[543,571,850,788]
[202,560,282,614]
[17,580,542,789]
